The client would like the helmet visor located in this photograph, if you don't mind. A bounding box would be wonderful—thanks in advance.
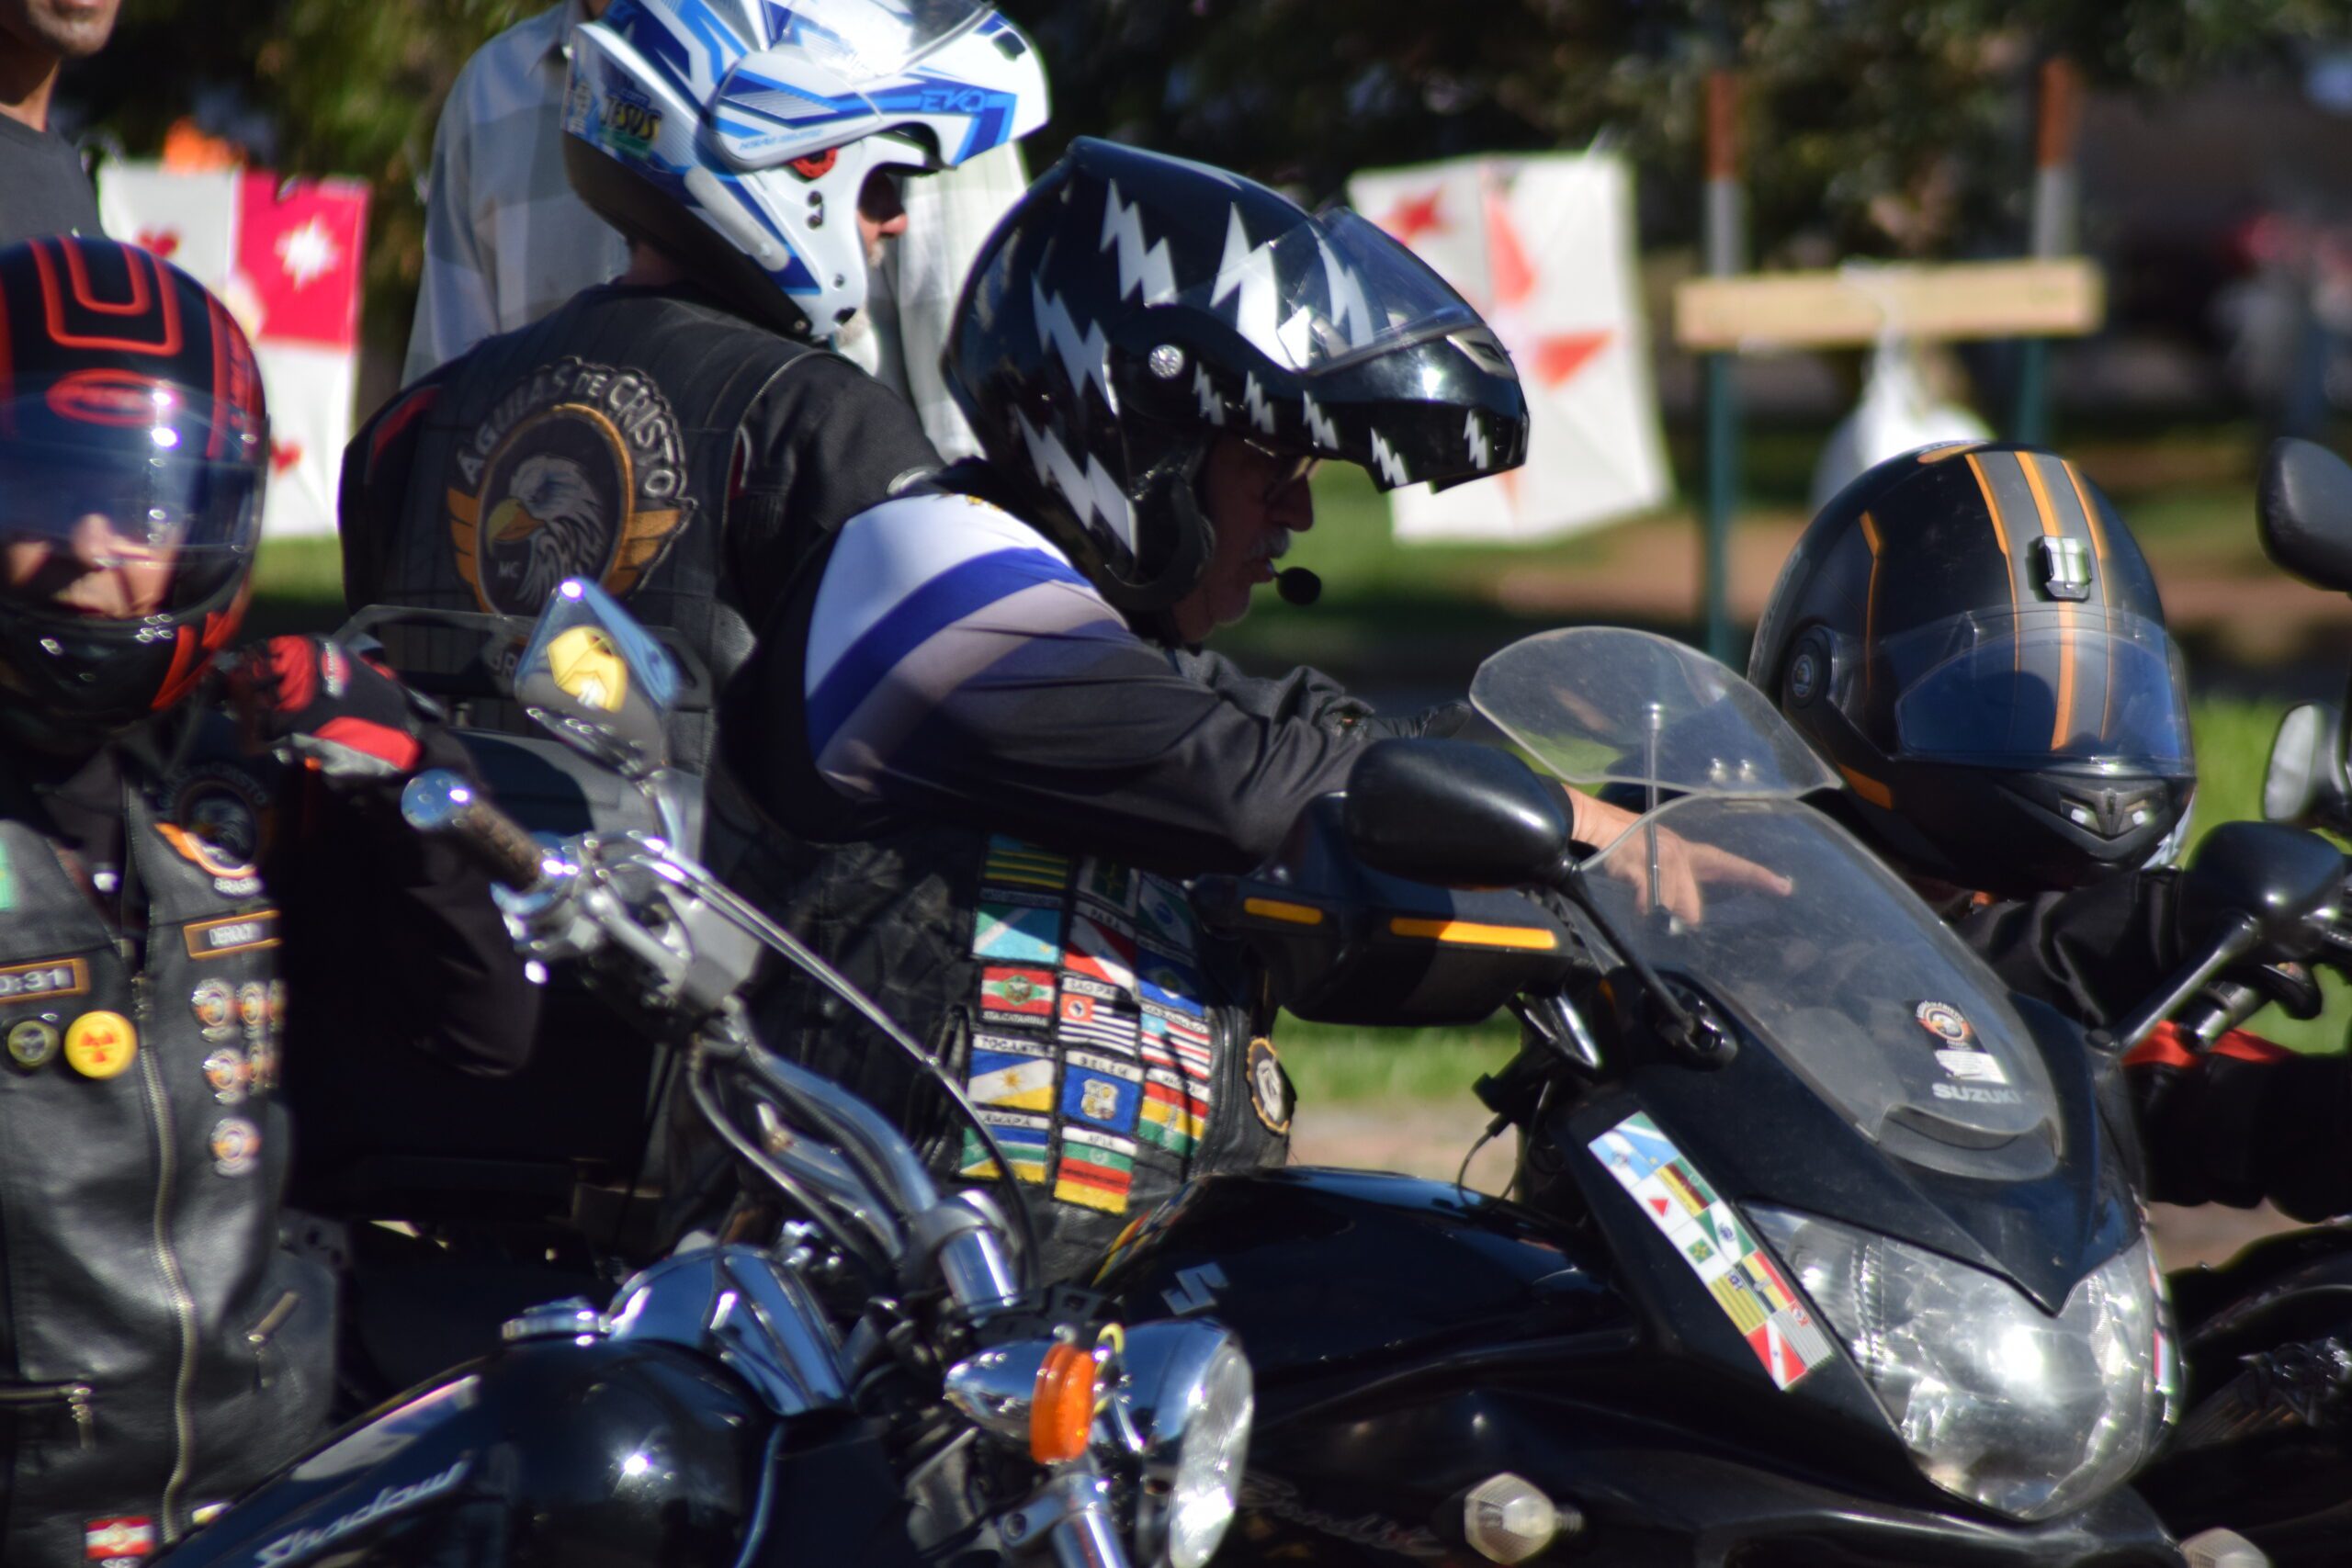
[1867,606,2192,774]
[784,0,991,77]
[0,427,262,621]
[1170,205,1481,374]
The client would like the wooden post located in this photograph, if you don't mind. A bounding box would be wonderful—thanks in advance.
[2013,57,2082,445]
[1702,68,1744,666]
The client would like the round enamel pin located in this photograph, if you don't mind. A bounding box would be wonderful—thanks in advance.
[6,1018,59,1072]
[236,982,268,1032]
[203,1047,249,1105]
[63,1010,137,1079]
[190,979,237,1042]
[209,1116,260,1177]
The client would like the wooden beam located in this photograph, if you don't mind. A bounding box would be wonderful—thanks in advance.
[1672,257,2103,351]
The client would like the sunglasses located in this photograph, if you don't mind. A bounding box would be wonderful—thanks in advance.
[1237,438,1321,502]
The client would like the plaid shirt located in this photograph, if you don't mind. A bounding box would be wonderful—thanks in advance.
[404,1,1025,459]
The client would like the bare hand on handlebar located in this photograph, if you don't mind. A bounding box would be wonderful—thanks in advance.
[1567,790,1794,923]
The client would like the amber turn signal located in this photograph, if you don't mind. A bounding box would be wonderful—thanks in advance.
[1029,1341,1100,1462]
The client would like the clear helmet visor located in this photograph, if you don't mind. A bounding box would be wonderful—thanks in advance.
[1168,205,1481,374]
[0,395,264,621]
[1849,606,2192,774]
[781,0,992,77]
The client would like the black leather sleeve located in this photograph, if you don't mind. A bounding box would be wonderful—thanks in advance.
[271,728,540,1076]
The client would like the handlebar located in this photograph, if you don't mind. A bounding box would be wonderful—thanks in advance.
[400,771,549,892]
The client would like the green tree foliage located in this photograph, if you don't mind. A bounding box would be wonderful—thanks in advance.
[1023,0,2352,257]
[51,0,2352,358]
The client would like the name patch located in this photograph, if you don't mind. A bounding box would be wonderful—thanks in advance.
[0,956,88,1006]
[184,911,282,960]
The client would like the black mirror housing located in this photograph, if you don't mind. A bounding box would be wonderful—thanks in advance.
[1343,739,1571,890]
[2178,820,2346,951]
[2258,437,2352,592]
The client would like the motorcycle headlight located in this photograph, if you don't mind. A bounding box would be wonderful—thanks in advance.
[1109,1322,1254,1568]
[1747,1207,2177,1522]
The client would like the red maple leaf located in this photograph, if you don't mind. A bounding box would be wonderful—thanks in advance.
[1380,189,1447,246]
[134,229,180,259]
[270,441,303,474]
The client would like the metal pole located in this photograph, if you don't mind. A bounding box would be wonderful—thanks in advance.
[1702,69,1745,665]
[2012,57,2080,446]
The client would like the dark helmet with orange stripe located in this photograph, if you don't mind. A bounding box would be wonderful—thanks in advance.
[0,236,268,750]
[1749,441,2194,898]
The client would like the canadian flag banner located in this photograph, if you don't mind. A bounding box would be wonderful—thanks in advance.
[1348,152,1671,543]
[96,163,369,538]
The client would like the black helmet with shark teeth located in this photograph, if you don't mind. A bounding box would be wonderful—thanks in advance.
[944,137,1528,626]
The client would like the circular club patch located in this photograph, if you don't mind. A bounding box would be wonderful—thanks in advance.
[1247,1036,1294,1135]
[1914,1000,1973,1046]
[6,1018,59,1072]
[446,360,695,615]
[63,1011,137,1080]
[210,1116,261,1177]
[158,762,273,892]
[191,978,238,1041]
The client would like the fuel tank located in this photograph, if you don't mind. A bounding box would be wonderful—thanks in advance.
[158,1335,915,1568]
[1096,1168,2181,1567]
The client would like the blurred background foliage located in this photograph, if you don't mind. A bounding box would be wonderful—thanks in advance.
[54,0,2352,377]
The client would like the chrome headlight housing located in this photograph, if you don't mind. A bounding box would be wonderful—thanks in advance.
[1748,1207,2177,1522]
[1109,1322,1254,1568]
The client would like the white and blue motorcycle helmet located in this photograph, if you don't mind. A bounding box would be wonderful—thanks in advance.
[563,0,1048,339]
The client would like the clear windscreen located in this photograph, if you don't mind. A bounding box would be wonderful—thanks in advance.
[1472,626,1838,797]
[1167,206,1480,373]
[1859,607,2193,773]
[780,0,990,78]
[1585,795,2063,1180]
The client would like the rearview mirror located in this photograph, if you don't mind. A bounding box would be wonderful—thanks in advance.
[2264,701,2352,831]
[513,578,679,778]
[2257,438,2352,592]
[1342,739,1570,889]
[2177,820,2346,951]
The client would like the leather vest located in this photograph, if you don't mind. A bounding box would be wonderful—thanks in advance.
[0,728,330,1567]
[369,287,822,772]
[703,513,1293,1285]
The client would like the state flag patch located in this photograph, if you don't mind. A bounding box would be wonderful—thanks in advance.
[1055,1126,1138,1213]
[979,965,1056,1024]
[973,901,1062,965]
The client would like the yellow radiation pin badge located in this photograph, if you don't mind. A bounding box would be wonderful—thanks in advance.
[546,626,628,713]
[63,1010,138,1079]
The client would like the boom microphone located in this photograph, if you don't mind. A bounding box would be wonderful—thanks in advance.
[1276,568,1322,606]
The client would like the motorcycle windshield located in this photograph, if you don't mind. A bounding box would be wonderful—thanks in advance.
[1585,794,2063,1180]
[1473,626,1837,797]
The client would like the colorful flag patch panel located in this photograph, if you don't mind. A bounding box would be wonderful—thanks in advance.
[1588,1111,1838,1391]
[959,837,1214,1216]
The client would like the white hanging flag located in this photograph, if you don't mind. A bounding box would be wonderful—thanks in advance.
[97,164,369,539]
[1349,152,1670,543]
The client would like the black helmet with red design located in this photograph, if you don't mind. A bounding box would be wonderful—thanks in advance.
[944,138,1528,625]
[1747,441,2195,898]
[0,235,268,750]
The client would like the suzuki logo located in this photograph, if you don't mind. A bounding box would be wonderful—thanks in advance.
[1162,1263,1227,1316]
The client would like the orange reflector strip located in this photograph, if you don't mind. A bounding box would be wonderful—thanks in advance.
[1030,1342,1098,1463]
[1388,917,1557,951]
[1243,897,1325,926]
[1837,763,1894,808]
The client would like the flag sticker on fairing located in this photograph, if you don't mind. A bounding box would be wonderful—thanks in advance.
[1589,1111,1835,1391]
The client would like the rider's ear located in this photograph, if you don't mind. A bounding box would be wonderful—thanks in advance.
[1783,627,1836,708]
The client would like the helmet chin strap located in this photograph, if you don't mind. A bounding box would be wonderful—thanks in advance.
[1092,457,1215,637]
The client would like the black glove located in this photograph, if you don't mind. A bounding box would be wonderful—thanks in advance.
[226,635,428,787]
[1343,700,1475,741]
